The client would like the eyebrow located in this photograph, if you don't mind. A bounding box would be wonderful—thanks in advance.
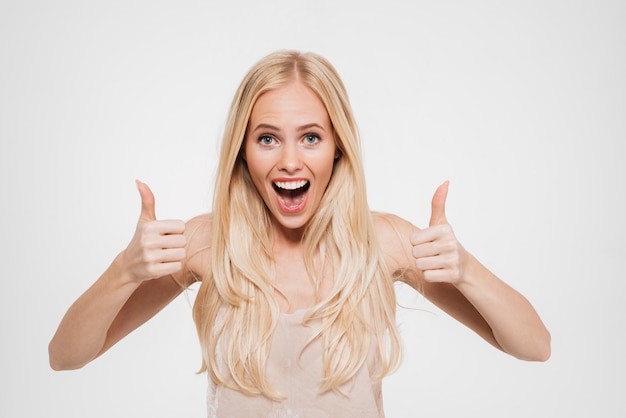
[250,123,328,133]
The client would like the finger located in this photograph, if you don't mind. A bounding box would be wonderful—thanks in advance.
[412,241,440,259]
[414,255,444,272]
[421,269,450,283]
[136,221,186,257]
[410,224,449,246]
[157,233,187,249]
[146,261,184,278]
[413,236,456,258]
[143,219,186,236]
[152,248,187,263]
[429,180,449,227]
[136,180,157,222]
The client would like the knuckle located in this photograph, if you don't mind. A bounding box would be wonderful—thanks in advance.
[145,265,160,278]
[142,249,156,264]
[139,222,154,235]
[442,240,456,253]
[139,235,153,249]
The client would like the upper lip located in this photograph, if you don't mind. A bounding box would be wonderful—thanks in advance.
[272,178,310,190]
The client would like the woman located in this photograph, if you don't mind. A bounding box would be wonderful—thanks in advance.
[49,50,550,417]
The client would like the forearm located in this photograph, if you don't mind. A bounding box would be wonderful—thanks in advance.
[48,252,140,370]
[456,253,551,361]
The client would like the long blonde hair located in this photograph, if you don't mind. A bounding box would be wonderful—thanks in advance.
[192,50,401,398]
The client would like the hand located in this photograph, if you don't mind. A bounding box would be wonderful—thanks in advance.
[121,180,186,282]
[410,181,465,284]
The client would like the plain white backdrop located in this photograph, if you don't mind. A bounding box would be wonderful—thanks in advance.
[1,0,624,416]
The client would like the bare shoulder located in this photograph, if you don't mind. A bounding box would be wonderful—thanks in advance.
[176,213,213,286]
[372,212,419,279]
[185,213,213,241]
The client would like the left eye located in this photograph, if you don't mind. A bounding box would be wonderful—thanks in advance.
[303,134,320,144]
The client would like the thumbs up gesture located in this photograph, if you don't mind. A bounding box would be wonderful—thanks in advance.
[410,181,466,284]
[121,180,186,283]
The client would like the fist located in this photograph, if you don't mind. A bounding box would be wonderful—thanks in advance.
[410,181,465,284]
[123,180,186,282]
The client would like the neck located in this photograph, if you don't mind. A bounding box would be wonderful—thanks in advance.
[271,219,306,250]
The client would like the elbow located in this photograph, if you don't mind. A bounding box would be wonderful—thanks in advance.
[48,342,87,371]
[533,327,552,362]
[535,332,552,362]
[48,349,69,371]
[517,330,552,362]
[48,353,65,372]
[48,339,66,371]
[526,344,551,362]
[49,358,65,371]
[498,328,551,362]
[48,355,86,371]
[48,341,63,371]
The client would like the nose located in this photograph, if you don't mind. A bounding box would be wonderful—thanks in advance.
[278,142,302,173]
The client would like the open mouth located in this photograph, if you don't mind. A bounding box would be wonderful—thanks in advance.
[272,180,310,211]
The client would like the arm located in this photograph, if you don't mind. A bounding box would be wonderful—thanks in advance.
[376,182,551,361]
[48,181,199,370]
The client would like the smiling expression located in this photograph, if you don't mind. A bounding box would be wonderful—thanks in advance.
[244,81,338,237]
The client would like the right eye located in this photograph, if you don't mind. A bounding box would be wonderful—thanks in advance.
[258,135,275,145]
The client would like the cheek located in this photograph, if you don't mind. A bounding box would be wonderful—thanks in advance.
[244,154,272,192]
[309,159,336,195]
[243,146,263,176]
[320,151,339,178]
[247,164,265,189]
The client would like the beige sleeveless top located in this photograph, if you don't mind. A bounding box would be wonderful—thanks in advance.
[206,310,384,417]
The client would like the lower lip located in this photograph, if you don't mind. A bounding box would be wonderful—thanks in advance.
[275,190,309,214]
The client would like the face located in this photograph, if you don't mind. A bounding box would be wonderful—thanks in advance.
[244,81,338,237]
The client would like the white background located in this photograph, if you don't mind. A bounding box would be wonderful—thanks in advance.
[1,1,624,417]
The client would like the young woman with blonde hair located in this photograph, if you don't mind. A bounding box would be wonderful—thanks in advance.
[49,50,550,417]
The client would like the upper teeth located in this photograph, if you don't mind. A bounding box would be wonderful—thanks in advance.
[274,180,308,190]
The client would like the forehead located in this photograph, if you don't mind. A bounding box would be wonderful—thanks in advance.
[249,81,331,126]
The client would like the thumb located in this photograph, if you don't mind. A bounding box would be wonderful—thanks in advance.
[429,180,449,226]
[136,180,156,221]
